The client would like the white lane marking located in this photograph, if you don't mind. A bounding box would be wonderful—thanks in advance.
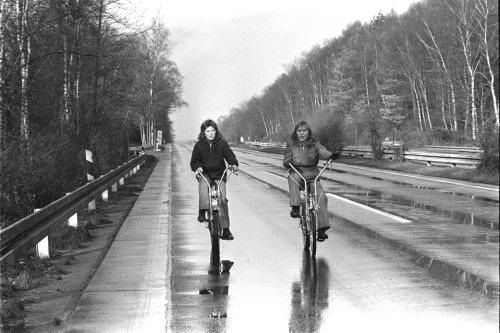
[262,170,412,224]
[265,171,287,179]
[327,193,412,224]
[340,164,498,192]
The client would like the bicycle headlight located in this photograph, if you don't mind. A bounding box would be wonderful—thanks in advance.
[300,191,306,201]
[211,199,219,209]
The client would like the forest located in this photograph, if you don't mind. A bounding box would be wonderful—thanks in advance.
[218,0,499,168]
[1,0,498,226]
[0,0,183,225]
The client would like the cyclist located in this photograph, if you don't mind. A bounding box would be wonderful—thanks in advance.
[283,120,339,241]
[190,119,239,240]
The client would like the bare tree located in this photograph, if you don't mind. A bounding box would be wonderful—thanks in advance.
[0,0,5,152]
[91,0,104,132]
[475,0,499,129]
[449,0,481,139]
[416,19,457,132]
[17,0,30,140]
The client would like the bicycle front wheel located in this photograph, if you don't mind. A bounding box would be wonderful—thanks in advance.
[210,211,220,264]
[310,211,317,257]
[300,204,310,250]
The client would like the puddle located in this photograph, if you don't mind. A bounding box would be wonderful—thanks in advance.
[330,184,498,232]
[331,169,499,204]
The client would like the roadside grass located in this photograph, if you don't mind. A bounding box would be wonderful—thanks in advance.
[0,213,101,331]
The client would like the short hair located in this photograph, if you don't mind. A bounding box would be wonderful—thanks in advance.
[198,119,222,141]
[291,120,313,141]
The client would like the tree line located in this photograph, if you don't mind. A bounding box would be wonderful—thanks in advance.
[0,0,183,225]
[219,0,498,165]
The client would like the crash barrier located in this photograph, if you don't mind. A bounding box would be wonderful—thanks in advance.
[0,154,146,265]
[129,145,152,157]
[243,142,483,168]
[246,141,287,149]
[341,145,483,168]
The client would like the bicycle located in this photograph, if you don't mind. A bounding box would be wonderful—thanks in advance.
[196,166,237,265]
[287,159,333,257]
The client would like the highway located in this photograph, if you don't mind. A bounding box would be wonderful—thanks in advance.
[168,144,498,332]
[64,144,498,332]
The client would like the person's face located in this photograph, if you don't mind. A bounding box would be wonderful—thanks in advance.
[296,126,308,142]
[205,126,216,140]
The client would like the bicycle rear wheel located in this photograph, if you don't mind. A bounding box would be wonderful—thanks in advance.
[210,211,220,264]
[310,211,317,257]
[300,204,310,250]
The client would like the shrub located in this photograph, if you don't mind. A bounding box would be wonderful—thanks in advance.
[0,130,85,227]
[479,125,499,171]
[314,115,345,152]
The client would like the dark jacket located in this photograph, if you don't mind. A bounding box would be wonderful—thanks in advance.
[190,136,239,180]
[283,136,331,179]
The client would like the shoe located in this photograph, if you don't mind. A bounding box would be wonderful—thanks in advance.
[290,206,300,218]
[317,226,330,242]
[221,228,234,240]
[197,210,206,222]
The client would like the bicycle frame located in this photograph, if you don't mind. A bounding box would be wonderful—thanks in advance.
[196,166,236,230]
[287,159,333,255]
[196,166,236,266]
[287,159,333,212]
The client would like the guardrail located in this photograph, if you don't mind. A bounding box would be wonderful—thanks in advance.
[341,145,483,168]
[245,141,287,149]
[0,155,146,265]
[129,145,155,156]
[241,142,483,168]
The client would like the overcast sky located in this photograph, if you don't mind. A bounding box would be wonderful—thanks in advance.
[136,0,418,140]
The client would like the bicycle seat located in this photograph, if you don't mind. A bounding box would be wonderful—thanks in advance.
[210,179,222,186]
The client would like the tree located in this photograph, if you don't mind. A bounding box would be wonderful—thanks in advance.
[475,0,499,129]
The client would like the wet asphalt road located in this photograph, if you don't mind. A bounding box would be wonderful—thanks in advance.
[169,143,497,333]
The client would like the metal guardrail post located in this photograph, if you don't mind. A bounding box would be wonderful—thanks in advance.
[86,149,97,212]
[101,189,109,202]
[34,208,50,259]
[66,192,78,228]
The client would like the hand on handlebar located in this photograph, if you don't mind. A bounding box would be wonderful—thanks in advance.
[229,165,239,173]
[195,167,203,174]
[330,151,340,161]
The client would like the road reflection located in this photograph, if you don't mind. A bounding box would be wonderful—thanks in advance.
[289,251,330,333]
[198,250,234,332]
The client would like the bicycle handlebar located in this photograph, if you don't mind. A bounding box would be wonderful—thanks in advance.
[287,159,333,196]
[196,166,237,192]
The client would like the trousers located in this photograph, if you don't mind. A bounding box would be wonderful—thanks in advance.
[197,173,229,228]
[287,171,330,229]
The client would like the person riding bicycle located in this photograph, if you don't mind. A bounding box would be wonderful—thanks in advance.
[190,119,239,240]
[283,121,339,242]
